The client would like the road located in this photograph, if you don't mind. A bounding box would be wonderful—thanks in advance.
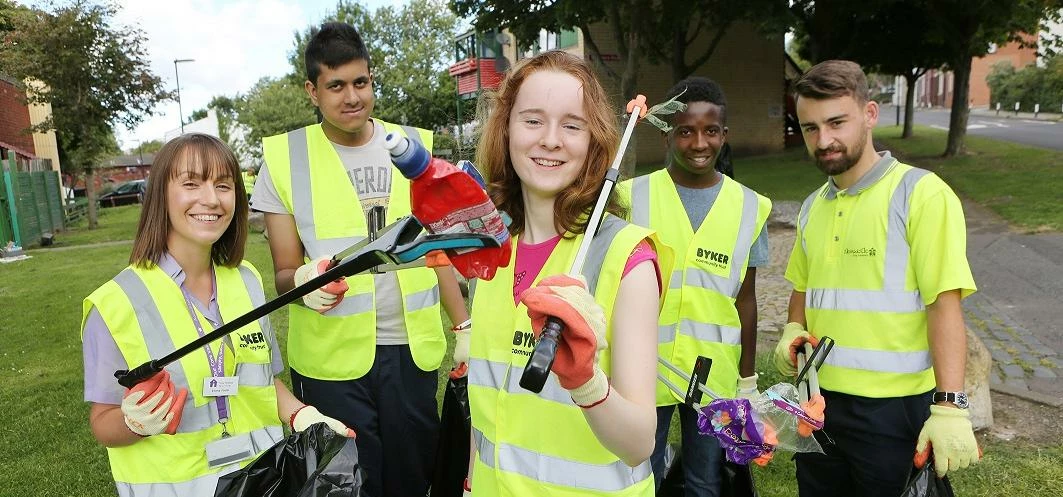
[878,106,1063,151]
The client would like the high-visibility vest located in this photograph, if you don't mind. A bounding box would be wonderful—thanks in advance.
[242,170,255,196]
[796,160,938,397]
[621,170,771,402]
[468,215,670,497]
[83,262,283,497]
[261,121,445,380]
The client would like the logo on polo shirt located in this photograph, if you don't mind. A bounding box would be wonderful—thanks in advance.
[843,247,878,257]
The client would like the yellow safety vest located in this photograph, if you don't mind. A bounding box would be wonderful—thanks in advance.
[468,215,669,497]
[621,170,771,402]
[83,262,283,496]
[242,170,255,196]
[796,160,936,397]
[261,121,444,380]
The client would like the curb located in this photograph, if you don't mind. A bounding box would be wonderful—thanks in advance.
[990,384,1063,407]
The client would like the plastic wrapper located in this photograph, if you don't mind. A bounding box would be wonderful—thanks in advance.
[430,371,471,497]
[696,383,824,465]
[214,423,364,497]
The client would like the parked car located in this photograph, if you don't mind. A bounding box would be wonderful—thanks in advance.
[99,179,146,207]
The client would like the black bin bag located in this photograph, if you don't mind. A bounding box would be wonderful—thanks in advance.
[900,461,955,497]
[658,445,757,497]
[214,423,364,497]
[430,372,471,497]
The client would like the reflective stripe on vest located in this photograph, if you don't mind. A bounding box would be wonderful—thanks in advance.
[800,167,928,316]
[111,266,273,432]
[627,171,768,402]
[270,122,445,380]
[473,428,653,493]
[87,262,284,490]
[467,215,657,496]
[114,425,283,497]
[799,164,935,387]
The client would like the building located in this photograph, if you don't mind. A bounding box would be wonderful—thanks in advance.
[452,22,785,166]
[0,76,61,172]
[896,31,1045,110]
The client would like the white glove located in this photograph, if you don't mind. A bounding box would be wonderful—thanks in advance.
[121,370,187,436]
[737,373,759,400]
[294,256,348,312]
[453,319,471,365]
[291,405,356,437]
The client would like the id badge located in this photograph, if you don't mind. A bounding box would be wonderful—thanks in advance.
[205,432,255,468]
[203,376,239,397]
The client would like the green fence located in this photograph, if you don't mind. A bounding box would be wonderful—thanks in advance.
[0,150,64,248]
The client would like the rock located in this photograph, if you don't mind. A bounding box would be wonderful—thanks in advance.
[248,211,266,233]
[768,200,801,229]
[965,328,994,430]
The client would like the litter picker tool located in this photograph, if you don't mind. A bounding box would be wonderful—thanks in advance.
[115,216,500,388]
[794,336,833,437]
[518,95,649,393]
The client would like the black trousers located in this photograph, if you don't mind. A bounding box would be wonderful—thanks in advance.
[291,345,440,497]
[795,389,934,497]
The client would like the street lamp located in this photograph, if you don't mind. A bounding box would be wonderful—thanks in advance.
[174,58,195,134]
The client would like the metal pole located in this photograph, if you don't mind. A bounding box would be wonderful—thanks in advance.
[174,58,194,134]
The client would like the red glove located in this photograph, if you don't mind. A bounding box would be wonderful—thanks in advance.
[521,275,609,406]
[121,370,187,436]
[294,256,348,312]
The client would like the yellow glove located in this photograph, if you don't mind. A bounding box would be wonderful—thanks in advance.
[916,405,980,477]
[452,319,471,365]
[773,322,813,376]
[736,373,759,400]
[294,256,348,312]
[291,405,356,438]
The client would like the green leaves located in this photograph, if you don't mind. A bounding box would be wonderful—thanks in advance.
[0,1,170,173]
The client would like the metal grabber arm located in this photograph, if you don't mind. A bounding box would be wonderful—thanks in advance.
[114,216,500,388]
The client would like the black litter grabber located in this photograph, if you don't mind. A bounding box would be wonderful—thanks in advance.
[115,215,500,388]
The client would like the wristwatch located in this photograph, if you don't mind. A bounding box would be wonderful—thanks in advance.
[933,391,969,409]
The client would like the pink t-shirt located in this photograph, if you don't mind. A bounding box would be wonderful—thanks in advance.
[512,236,661,305]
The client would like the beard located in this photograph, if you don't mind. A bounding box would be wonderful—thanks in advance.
[813,129,868,176]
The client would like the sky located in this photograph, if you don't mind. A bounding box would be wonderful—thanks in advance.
[29,0,408,149]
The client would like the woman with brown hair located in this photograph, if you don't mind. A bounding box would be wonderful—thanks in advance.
[81,133,351,496]
[464,51,670,496]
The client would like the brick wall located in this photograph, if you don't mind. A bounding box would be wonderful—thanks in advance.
[587,21,785,165]
[0,79,36,155]
[970,36,1038,108]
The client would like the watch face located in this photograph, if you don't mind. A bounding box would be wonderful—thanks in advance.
[955,392,970,409]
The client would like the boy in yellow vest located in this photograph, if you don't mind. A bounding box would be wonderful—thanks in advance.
[250,22,469,497]
[777,60,979,496]
[620,77,772,496]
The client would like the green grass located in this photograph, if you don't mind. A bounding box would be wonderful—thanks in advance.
[637,127,1063,232]
[3,187,1061,495]
[876,125,1063,232]
[54,204,143,247]
[658,353,1063,496]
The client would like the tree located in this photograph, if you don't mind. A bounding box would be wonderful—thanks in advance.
[0,1,170,228]
[928,0,1061,156]
[131,139,164,155]
[234,76,316,160]
[451,0,788,173]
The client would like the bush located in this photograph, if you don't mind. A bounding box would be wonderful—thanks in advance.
[987,56,1063,112]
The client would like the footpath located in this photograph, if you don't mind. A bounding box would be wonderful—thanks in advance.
[759,200,1063,407]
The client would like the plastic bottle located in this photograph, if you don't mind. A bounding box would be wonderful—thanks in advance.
[384,133,512,280]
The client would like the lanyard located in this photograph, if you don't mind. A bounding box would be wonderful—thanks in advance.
[181,288,230,425]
